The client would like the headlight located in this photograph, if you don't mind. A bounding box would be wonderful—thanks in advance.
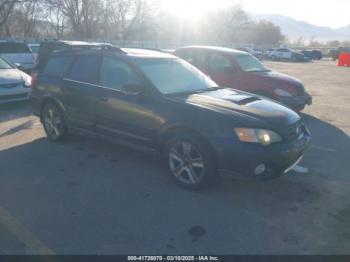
[22,75,31,88]
[274,89,292,97]
[234,128,282,145]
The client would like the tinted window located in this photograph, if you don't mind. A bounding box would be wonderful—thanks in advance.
[134,58,217,95]
[67,55,100,84]
[208,53,234,73]
[42,56,72,77]
[99,57,141,90]
[0,43,31,53]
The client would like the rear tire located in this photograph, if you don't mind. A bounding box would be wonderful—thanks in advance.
[41,102,67,141]
[163,135,217,190]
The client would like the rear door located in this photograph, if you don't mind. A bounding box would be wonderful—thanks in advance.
[177,49,208,74]
[61,54,101,130]
[207,52,239,89]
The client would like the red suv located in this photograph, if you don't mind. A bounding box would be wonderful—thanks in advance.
[174,46,312,111]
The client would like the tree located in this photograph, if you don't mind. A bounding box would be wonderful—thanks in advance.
[243,20,284,46]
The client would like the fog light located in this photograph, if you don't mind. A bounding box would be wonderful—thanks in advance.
[254,164,266,175]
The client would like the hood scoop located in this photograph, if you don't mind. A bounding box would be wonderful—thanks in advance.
[224,94,260,105]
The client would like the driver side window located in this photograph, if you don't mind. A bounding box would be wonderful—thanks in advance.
[99,57,141,91]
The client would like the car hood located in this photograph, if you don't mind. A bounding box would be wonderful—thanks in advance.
[171,88,300,127]
[0,69,27,85]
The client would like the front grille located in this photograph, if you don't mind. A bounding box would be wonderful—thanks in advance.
[0,83,20,89]
[0,93,28,101]
[283,121,303,141]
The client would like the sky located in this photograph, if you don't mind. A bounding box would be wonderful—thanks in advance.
[159,0,350,28]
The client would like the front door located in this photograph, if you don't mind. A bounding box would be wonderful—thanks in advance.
[94,56,161,147]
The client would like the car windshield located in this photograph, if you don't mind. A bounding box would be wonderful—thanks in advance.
[134,58,219,95]
[0,57,13,69]
[235,54,270,73]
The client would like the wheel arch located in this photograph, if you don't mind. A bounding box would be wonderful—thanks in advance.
[39,96,66,122]
[157,124,217,161]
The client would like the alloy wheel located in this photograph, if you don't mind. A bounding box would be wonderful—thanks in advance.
[43,105,63,140]
[168,141,205,185]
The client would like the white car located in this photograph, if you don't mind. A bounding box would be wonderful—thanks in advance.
[265,48,307,61]
[0,41,37,72]
[0,57,31,103]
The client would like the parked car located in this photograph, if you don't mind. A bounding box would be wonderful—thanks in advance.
[0,41,37,72]
[237,47,263,60]
[31,47,310,189]
[265,48,310,62]
[328,47,350,61]
[0,57,31,103]
[174,46,312,111]
[28,43,40,62]
[37,40,114,69]
[301,50,323,60]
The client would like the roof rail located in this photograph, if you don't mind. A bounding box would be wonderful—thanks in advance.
[53,43,125,54]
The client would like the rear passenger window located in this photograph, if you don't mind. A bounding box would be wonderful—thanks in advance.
[42,57,72,77]
[99,57,141,90]
[67,55,100,84]
[179,50,206,69]
[208,53,234,73]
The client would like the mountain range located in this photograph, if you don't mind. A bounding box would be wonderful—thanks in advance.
[252,14,350,42]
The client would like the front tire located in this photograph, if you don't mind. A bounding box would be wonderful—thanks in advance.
[41,102,67,141]
[164,135,217,190]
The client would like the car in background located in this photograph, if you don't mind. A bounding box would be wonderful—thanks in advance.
[301,50,323,60]
[174,46,312,111]
[31,47,310,189]
[265,48,310,62]
[328,47,350,61]
[0,56,31,103]
[37,40,113,69]
[237,47,263,60]
[0,41,37,72]
[28,43,40,62]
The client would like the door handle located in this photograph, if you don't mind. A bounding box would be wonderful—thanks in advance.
[99,97,108,102]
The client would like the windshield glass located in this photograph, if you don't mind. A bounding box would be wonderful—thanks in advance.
[235,54,270,72]
[0,57,13,69]
[134,58,218,95]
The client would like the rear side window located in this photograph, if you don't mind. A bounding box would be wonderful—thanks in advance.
[0,43,31,53]
[67,55,100,84]
[42,56,72,77]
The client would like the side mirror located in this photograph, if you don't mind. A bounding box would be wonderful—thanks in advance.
[121,83,143,96]
[14,62,21,68]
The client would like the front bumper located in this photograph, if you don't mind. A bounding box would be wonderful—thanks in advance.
[281,92,312,111]
[0,86,30,104]
[212,127,311,180]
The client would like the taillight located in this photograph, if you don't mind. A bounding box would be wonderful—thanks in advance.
[31,72,38,87]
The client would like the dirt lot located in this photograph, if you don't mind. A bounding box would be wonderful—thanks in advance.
[0,60,349,254]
